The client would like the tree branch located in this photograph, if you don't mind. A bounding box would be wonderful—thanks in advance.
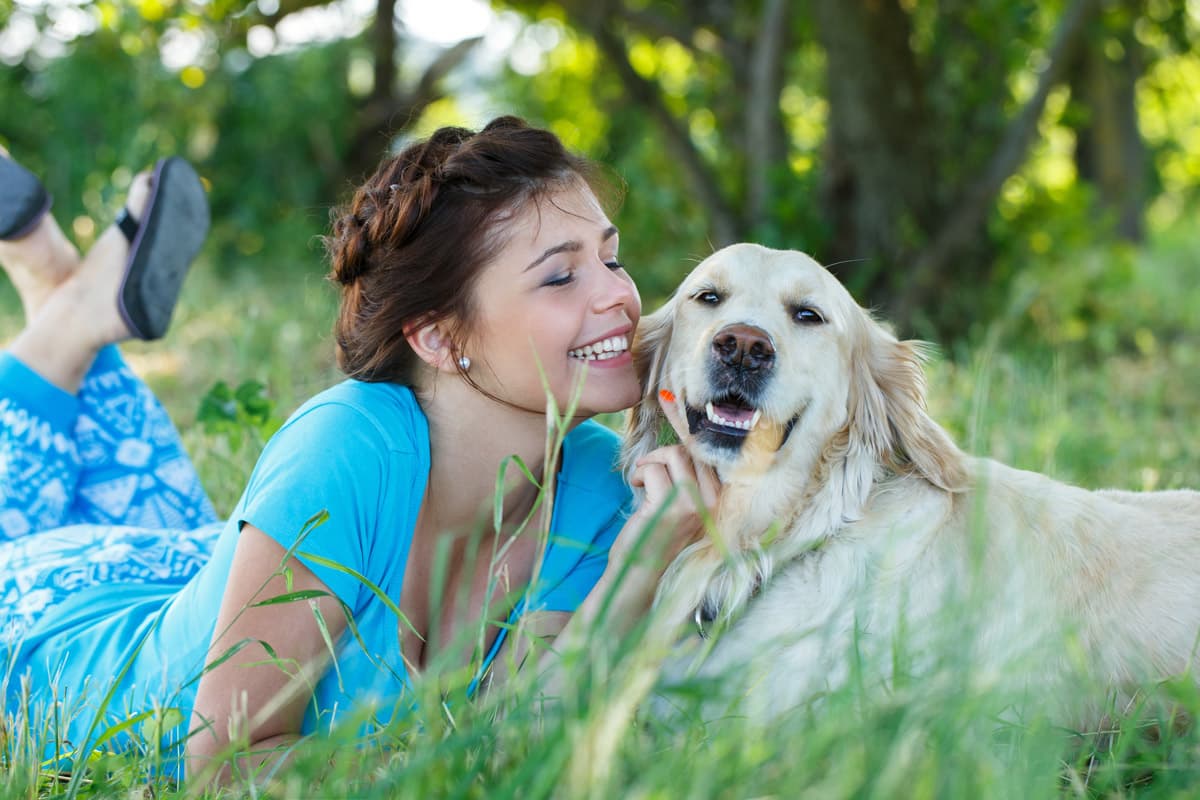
[911,0,1100,280]
[344,36,482,181]
[587,18,740,245]
[256,0,334,29]
[620,6,698,50]
[409,36,483,105]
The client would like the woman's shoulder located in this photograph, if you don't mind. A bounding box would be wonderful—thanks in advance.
[282,379,427,456]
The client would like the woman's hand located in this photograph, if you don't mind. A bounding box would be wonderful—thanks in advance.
[613,389,720,575]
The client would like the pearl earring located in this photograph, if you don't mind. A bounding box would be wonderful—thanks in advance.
[458,355,471,371]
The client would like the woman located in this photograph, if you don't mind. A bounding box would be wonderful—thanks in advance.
[0,119,717,783]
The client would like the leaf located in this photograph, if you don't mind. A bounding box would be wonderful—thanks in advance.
[298,551,421,639]
[249,589,332,607]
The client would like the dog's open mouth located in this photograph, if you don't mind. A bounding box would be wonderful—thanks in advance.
[687,392,761,441]
[685,391,801,451]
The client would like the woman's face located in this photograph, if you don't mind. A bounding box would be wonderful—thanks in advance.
[464,183,642,418]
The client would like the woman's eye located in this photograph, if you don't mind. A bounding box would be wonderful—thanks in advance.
[696,290,721,305]
[604,260,626,272]
[545,272,575,287]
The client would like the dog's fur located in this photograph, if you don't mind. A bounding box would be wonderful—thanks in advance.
[626,243,1200,721]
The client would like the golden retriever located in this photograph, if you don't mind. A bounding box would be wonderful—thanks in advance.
[625,243,1200,722]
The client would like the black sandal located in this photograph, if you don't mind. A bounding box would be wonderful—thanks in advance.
[0,154,51,241]
[115,156,210,341]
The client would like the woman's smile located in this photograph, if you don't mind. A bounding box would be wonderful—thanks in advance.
[567,329,632,365]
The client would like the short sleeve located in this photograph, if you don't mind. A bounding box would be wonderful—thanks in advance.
[233,401,410,609]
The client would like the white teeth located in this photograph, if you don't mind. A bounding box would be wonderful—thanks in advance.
[705,401,762,431]
[569,335,629,361]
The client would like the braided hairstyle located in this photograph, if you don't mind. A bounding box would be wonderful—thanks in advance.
[326,116,618,386]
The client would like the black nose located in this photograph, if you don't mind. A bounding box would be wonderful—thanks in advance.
[712,324,775,371]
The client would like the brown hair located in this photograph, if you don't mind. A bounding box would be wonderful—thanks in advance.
[326,116,618,385]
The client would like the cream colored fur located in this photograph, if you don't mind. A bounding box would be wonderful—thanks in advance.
[626,243,1200,722]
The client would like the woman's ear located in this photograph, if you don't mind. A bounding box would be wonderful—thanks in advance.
[404,320,459,374]
[848,314,968,492]
[622,297,678,486]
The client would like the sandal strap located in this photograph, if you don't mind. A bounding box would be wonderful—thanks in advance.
[114,206,139,243]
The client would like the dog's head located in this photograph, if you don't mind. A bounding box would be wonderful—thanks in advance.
[626,244,966,500]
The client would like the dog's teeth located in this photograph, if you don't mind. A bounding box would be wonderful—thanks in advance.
[705,401,716,424]
[749,409,762,430]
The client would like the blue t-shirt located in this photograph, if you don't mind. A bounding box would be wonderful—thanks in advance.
[9,381,631,777]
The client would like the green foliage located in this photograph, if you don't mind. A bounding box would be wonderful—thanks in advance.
[196,379,282,448]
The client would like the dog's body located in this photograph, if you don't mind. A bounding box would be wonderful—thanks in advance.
[626,244,1200,722]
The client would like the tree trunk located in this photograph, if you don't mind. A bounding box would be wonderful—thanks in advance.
[1070,10,1147,241]
[810,0,936,311]
[743,0,789,229]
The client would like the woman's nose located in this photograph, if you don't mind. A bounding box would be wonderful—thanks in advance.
[592,261,640,314]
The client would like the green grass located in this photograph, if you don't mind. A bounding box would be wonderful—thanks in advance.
[3,226,1200,799]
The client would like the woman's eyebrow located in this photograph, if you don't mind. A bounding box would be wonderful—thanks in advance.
[524,226,620,272]
[525,241,582,272]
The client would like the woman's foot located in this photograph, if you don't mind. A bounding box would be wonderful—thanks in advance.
[49,171,155,347]
[7,172,153,393]
[9,156,208,393]
[0,146,82,320]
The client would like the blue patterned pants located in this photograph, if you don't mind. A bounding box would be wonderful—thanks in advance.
[0,347,220,644]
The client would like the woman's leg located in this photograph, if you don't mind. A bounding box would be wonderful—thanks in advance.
[0,331,216,539]
[0,353,83,539]
[0,151,90,538]
[0,520,223,646]
[1,159,215,535]
[6,172,155,394]
[70,345,217,528]
[0,147,80,320]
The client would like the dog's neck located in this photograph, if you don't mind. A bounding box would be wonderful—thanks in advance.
[659,424,883,629]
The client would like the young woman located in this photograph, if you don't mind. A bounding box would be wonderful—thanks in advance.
[0,119,717,783]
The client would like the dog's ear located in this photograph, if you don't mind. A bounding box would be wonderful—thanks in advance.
[849,315,968,492]
[622,297,678,487]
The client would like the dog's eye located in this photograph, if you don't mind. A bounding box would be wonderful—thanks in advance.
[793,306,824,325]
[695,290,722,305]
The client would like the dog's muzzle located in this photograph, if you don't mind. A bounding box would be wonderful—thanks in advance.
[684,324,777,449]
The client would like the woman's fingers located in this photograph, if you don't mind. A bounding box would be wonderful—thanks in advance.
[631,460,673,499]
[637,446,718,505]
[637,444,695,477]
[658,388,690,443]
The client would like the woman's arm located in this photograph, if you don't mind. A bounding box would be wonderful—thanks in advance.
[483,441,719,699]
[186,523,348,786]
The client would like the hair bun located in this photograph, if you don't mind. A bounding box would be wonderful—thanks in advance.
[329,210,373,285]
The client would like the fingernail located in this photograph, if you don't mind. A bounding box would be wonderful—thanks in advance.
[659,389,676,404]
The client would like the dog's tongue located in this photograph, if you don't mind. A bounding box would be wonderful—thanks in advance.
[713,404,756,423]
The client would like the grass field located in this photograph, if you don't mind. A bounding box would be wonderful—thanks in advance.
[2,225,1200,799]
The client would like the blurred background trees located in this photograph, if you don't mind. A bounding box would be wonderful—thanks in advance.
[1,0,1197,343]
